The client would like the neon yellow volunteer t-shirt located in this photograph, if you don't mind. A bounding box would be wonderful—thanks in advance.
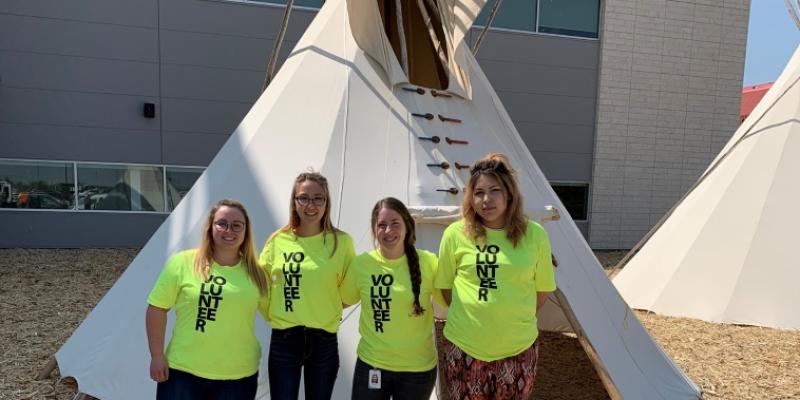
[147,249,269,379]
[260,229,355,333]
[435,219,556,362]
[340,249,443,372]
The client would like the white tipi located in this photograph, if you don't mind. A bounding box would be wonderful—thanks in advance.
[613,46,800,330]
[55,0,702,398]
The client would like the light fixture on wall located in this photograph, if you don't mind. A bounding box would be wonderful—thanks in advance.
[143,103,156,119]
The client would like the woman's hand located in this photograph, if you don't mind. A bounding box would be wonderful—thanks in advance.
[149,354,169,382]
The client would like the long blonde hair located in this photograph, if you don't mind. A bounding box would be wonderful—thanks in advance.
[281,171,341,256]
[194,199,267,295]
[462,153,527,247]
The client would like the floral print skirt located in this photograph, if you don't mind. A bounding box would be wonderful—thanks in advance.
[442,337,540,400]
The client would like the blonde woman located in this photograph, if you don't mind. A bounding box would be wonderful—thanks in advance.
[260,172,355,400]
[435,153,557,399]
[146,199,268,399]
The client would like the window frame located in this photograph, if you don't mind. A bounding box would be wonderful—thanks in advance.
[0,158,204,215]
[549,181,590,222]
[472,0,600,40]
[207,0,324,12]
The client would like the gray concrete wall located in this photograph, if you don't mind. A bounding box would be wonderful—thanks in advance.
[0,0,598,247]
[590,0,749,249]
[468,30,599,236]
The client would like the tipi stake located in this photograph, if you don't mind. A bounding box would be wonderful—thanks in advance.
[427,161,450,169]
[418,136,441,143]
[445,137,468,145]
[438,114,461,123]
[436,187,459,195]
[402,87,425,94]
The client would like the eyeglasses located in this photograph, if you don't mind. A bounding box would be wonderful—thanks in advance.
[295,196,326,206]
[213,220,246,232]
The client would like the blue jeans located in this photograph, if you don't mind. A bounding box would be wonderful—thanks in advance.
[156,368,258,400]
[351,358,437,400]
[268,326,339,400]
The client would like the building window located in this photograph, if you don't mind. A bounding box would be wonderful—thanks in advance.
[78,164,165,212]
[473,0,599,39]
[166,167,204,211]
[538,0,600,38]
[551,183,589,221]
[248,0,325,8]
[474,0,537,32]
[0,160,75,210]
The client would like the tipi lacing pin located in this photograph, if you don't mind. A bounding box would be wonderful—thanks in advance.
[418,136,441,143]
[431,90,452,98]
[445,137,469,145]
[402,87,425,95]
[438,114,462,123]
[427,161,450,169]
[454,162,471,170]
[412,112,435,120]
[436,187,460,195]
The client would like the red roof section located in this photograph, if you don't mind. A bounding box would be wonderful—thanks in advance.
[740,82,774,123]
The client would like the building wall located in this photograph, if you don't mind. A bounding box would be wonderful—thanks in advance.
[0,0,598,247]
[589,0,749,249]
[468,30,599,236]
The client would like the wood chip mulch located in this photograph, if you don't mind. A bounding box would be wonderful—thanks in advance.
[1,249,798,399]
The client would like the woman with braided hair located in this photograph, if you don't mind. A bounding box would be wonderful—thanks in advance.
[340,197,443,400]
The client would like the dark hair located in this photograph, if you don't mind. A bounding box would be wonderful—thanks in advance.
[462,153,526,247]
[371,197,424,316]
[282,171,340,256]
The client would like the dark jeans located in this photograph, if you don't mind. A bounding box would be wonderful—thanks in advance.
[156,368,258,400]
[268,326,340,400]
[351,358,437,400]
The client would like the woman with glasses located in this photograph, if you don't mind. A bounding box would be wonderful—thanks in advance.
[145,199,269,399]
[259,171,356,400]
[435,153,557,399]
[340,197,443,400]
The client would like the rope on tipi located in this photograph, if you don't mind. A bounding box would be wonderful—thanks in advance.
[472,0,504,56]
[395,0,410,74]
[785,0,800,30]
[262,0,295,91]
[415,0,449,68]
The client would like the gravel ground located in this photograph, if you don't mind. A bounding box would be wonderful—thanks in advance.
[1,249,798,399]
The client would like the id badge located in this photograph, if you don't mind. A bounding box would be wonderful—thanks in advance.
[368,368,381,389]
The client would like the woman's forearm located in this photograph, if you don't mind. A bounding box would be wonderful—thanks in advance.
[145,305,168,357]
[441,289,452,306]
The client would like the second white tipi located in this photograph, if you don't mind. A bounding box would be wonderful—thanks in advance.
[614,46,800,330]
[55,0,702,398]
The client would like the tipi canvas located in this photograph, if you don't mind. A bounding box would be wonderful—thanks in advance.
[55,0,702,398]
[613,45,800,330]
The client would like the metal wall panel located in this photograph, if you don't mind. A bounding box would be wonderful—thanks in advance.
[0,211,166,248]
[0,14,158,62]
[0,0,158,27]
[0,123,162,163]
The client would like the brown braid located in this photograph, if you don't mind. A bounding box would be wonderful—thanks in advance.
[404,241,425,316]
[371,197,425,317]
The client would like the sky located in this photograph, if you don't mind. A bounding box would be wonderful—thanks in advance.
[743,1,800,86]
